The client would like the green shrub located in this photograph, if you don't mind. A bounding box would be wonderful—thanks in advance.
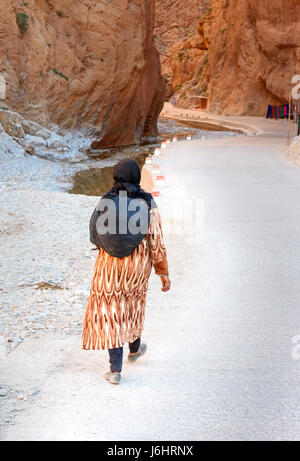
[56,10,64,17]
[203,53,209,66]
[52,68,69,81]
[16,13,29,36]
[174,84,182,93]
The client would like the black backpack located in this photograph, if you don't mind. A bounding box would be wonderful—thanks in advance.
[89,193,151,258]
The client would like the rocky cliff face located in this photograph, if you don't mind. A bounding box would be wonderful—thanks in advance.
[154,0,211,98]
[156,0,300,115]
[207,0,300,115]
[154,0,209,58]
[0,0,164,148]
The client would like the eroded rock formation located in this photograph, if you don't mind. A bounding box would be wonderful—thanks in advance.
[154,0,211,98]
[0,0,164,148]
[207,0,300,115]
[155,0,300,115]
[154,0,209,58]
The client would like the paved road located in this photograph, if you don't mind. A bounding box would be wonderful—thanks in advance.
[156,133,300,440]
[1,127,300,440]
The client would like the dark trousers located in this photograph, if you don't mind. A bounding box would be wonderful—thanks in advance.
[108,337,141,373]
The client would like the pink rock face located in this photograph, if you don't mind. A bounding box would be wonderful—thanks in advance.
[162,31,209,99]
[154,0,212,101]
[207,0,300,115]
[155,0,300,115]
[154,0,209,59]
[0,0,165,147]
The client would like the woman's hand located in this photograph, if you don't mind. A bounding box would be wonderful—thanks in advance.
[160,275,171,292]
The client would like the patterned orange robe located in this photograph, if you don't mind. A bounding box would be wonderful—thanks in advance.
[82,208,168,350]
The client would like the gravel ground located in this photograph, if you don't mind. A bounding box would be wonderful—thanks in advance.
[0,189,97,355]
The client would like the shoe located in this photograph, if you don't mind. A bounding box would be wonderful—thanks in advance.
[128,343,147,363]
[105,371,121,385]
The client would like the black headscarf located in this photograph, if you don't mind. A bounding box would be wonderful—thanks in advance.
[104,158,155,209]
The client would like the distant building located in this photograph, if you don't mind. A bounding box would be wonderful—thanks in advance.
[198,97,208,110]
[187,95,208,110]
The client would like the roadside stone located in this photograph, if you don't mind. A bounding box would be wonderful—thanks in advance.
[7,337,23,344]
[0,389,8,397]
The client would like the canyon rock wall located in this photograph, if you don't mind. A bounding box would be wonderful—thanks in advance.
[207,0,300,115]
[0,0,164,148]
[156,0,300,116]
[154,0,209,58]
[154,0,211,98]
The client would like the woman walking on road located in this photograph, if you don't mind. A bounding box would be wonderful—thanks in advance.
[82,158,170,384]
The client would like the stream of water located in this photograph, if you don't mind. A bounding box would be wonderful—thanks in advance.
[0,118,240,196]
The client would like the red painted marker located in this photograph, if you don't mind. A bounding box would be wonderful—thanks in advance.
[152,190,160,197]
